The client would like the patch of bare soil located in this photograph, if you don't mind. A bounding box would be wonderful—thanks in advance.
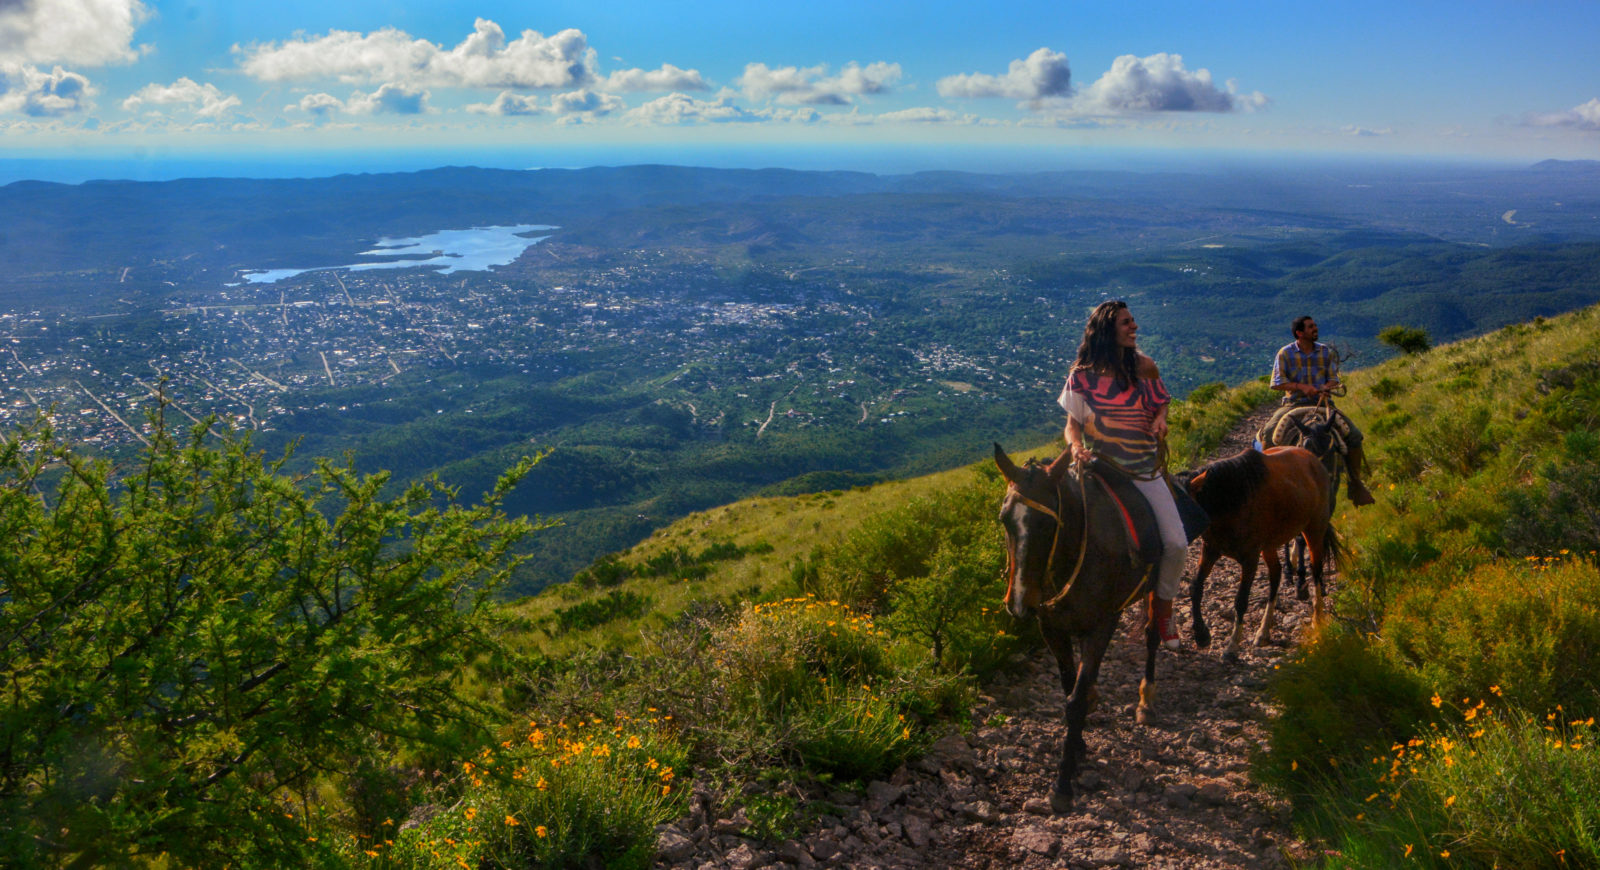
[656,405,1326,869]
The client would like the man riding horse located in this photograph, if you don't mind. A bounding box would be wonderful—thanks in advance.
[1264,315,1375,506]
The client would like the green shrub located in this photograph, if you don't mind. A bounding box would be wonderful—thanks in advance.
[0,417,541,868]
[1382,558,1600,720]
[1313,710,1600,868]
[1394,712,1600,867]
[549,590,654,635]
[790,682,921,780]
[806,476,1001,612]
[1185,381,1227,405]
[701,597,967,780]
[1379,325,1432,355]
[1415,405,1494,476]
[1261,631,1433,802]
[884,538,1023,678]
[380,719,687,870]
[1369,376,1406,401]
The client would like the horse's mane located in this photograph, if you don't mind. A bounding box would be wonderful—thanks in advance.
[1186,449,1268,518]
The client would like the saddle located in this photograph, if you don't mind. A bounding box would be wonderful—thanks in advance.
[1082,458,1206,565]
[1258,405,1347,454]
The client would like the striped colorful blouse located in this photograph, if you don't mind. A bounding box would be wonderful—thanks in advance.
[1057,366,1171,479]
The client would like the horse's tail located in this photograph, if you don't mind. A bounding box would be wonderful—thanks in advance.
[1322,524,1342,572]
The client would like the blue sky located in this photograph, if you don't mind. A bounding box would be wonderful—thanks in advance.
[2,0,1598,173]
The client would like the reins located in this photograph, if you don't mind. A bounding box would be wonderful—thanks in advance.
[1007,452,1156,614]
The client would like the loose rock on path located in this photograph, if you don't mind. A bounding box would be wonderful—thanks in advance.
[657,406,1325,869]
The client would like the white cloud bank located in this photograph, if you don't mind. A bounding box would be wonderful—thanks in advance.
[0,0,147,117]
[603,64,708,93]
[937,48,1071,100]
[288,82,430,118]
[0,63,94,115]
[942,49,1266,117]
[0,0,147,66]
[1523,97,1600,131]
[737,61,901,105]
[123,77,242,118]
[237,19,596,90]
[1069,53,1267,114]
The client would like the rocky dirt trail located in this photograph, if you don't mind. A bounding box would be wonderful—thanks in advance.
[657,407,1328,869]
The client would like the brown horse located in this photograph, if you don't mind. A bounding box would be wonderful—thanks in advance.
[1258,406,1344,599]
[995,444,1162,812]
[1175,446,1337,662]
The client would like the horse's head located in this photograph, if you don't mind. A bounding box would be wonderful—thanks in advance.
[994,443,1073,620]
[1288,413,1337,458]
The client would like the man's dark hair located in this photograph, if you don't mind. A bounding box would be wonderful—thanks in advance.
[1292,315,1315,337]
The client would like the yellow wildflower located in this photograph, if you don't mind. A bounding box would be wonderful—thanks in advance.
[535,826,548,838]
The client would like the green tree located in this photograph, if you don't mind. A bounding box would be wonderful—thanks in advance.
[0,413,546,868]
[1378,324,1433,355]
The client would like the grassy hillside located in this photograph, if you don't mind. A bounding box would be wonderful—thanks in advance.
[501,375,1275,658]
[1260,304,1600,867]
[15,298,1594,867]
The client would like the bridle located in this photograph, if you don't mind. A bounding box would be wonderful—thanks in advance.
[1005,472,1091,611]
[1006,458,1157,615]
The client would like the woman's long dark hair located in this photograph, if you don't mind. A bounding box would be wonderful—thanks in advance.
[1074,300,1138,387]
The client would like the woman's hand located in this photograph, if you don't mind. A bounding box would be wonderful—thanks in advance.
[1151,409,1169,441]
[1070,441,1094,465]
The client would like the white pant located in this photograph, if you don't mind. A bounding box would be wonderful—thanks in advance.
[1132,476,1188,600]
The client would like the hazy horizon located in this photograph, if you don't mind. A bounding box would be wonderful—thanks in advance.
[0,144,1556,187]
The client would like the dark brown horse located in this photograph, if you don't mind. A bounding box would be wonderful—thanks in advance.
[995,444,1162,812]
[1176,446,1337,662]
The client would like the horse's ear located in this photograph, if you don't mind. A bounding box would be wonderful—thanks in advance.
[994,443,1022,484]
[1045,448,1073,483]
[1188,470,1209,494]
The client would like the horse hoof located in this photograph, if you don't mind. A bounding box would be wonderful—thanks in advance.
[1296,586,1310,602]
[1194,633,1211,650]
[1222,649,1239,665]
[1049,789,1074,814]
[1136,704,1153,725]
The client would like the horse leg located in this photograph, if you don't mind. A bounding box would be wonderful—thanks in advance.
[1307,530,1329,629]
[1254,547,1282,647]
[1225,551,1259,664]
[1041,629,1084,756]
[1189,542,1221,650]
[1137,595,1161,726]
[1051,618,1118,812]
[1292,537,1310,601]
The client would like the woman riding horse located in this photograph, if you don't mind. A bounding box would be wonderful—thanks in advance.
[1059,299,1187,650]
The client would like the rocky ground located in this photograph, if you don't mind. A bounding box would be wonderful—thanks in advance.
[656,409,1329,869]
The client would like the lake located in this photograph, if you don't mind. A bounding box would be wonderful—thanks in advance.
[234,224,557,285]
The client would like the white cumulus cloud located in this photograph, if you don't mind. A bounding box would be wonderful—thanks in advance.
[737,61,901,105]
[625,92,765,124]
[1342,124,1393,137]
[1069,53,1265,114]
[236,19,596,90]
[937,48,1071,100]
[466,91,547,115]
[1523,97,1600,131]
[550,88,624,120]
[122,77,242,118]
[0,62,94,115]
[603,63,707,92]
[287,82,429,118]
[0,0,148,67]
[875,106,980,124]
